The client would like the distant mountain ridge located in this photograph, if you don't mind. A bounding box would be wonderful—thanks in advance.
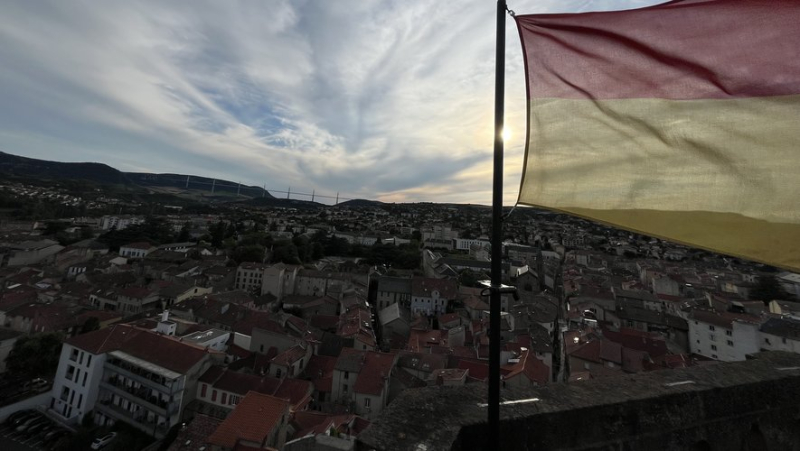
[0,150,132,185]
[0,151,273,198]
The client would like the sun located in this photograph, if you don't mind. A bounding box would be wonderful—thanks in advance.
[501,127,512,142]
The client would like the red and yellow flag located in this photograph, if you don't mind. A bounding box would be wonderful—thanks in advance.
[515,0,800,270]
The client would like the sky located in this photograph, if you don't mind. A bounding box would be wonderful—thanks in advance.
[0,0,661,205]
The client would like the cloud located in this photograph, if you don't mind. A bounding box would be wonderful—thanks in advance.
[0,0,661,204]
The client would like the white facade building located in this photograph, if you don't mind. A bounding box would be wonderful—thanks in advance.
[689,310,761,361]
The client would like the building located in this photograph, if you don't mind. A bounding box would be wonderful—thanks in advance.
[50,324,223,438]
[234,262,268,293]
[689,309,761,361]
[760,316,800,354]
[410,277,458,316]
[119,242,157,259]
[100,216,144,231]
[374,276,412,311]
[2,239,64,267]
[331,349,397,419]
[206,391,291,450]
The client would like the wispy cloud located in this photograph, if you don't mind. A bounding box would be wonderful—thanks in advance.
[0,0,660,204]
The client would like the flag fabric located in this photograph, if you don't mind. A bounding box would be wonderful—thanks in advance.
[514,0,800,271]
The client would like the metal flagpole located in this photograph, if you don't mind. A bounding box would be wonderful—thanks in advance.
[488,0,507,448]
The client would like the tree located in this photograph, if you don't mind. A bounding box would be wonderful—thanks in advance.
[5,333,64,379]
[233,245,266,264]
[750,275,793,304]
[176,223,191,242]
[80,317,101,334]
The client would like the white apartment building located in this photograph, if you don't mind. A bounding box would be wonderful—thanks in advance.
[760,317,800,353]
[689,310,761,361]
[101,216,144,231]
[50,325,222,438]
[235,262,269,292]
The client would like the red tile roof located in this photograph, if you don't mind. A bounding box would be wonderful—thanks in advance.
[353,352,396,396]
[122,242,155,250]
[207,391,290,449]
[273,378,313,410]
[601,328,669,358]
[66,324,216,373]
[690,309,761,329]
[457,359,489,381]
[411,277,458,299]
[270,345,306,367]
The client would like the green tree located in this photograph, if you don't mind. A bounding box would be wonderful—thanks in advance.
[272,240,301,264]
[750,275,793,304]
[176,223,191,242]
[233,245,266,264]
[6,333,64,379]
[80,316,101,334]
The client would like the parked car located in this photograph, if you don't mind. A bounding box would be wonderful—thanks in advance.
[91,432,117,449]
[22,378,49,393]
[43,428,70,444]
[5,409,35,425]
[16,415,46,433]
[11,411,40,426]
[25,418,52,436]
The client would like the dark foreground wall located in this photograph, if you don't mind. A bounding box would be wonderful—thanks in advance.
[357,352,800,451]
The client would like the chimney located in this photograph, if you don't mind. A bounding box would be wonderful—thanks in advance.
[162,310,169,322]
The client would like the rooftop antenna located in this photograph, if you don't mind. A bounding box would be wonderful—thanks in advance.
[237,182,241,197]
[312,190,315,203]
[287,187,291,199]
[185,175,190,189]
[262,183,266,198]
[211,179,216,193]
[335,192,339,205]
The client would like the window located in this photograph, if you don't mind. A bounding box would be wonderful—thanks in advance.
[765,338,772,345]
[87,355,92,366]
[82,372,88,387]
[712,354,718,359]
[201,384,207,398]
[276,368,282,378]
[66,365,76,381]
[78,394,83,409]
[711,345,717,351]
[221,393,228,405]
[725,330,732,336]
[727,340,734,346]
[70,348,79,362]
[709,334,716,341]
[211,390,217,402]
[343,384,348,393]
[61,386,70,402]
[364,398,371,407]
[344,371,349,380]
[709,325,715,331]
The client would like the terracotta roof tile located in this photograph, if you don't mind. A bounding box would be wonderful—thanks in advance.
[207,391,290,449]
[353,352,396,396]
[66,324,215,373]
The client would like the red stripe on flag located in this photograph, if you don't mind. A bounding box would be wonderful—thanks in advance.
[516,0,800,100]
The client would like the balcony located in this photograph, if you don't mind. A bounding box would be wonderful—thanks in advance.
[99,380,169,417]
[104,360,183,396]
[96,399,170,439]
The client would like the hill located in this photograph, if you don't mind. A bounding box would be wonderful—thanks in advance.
[125,172,273,199]
[237,197,325,210]
[0,151,273,199]
[337,199,386,208]
[0,151,132,185]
